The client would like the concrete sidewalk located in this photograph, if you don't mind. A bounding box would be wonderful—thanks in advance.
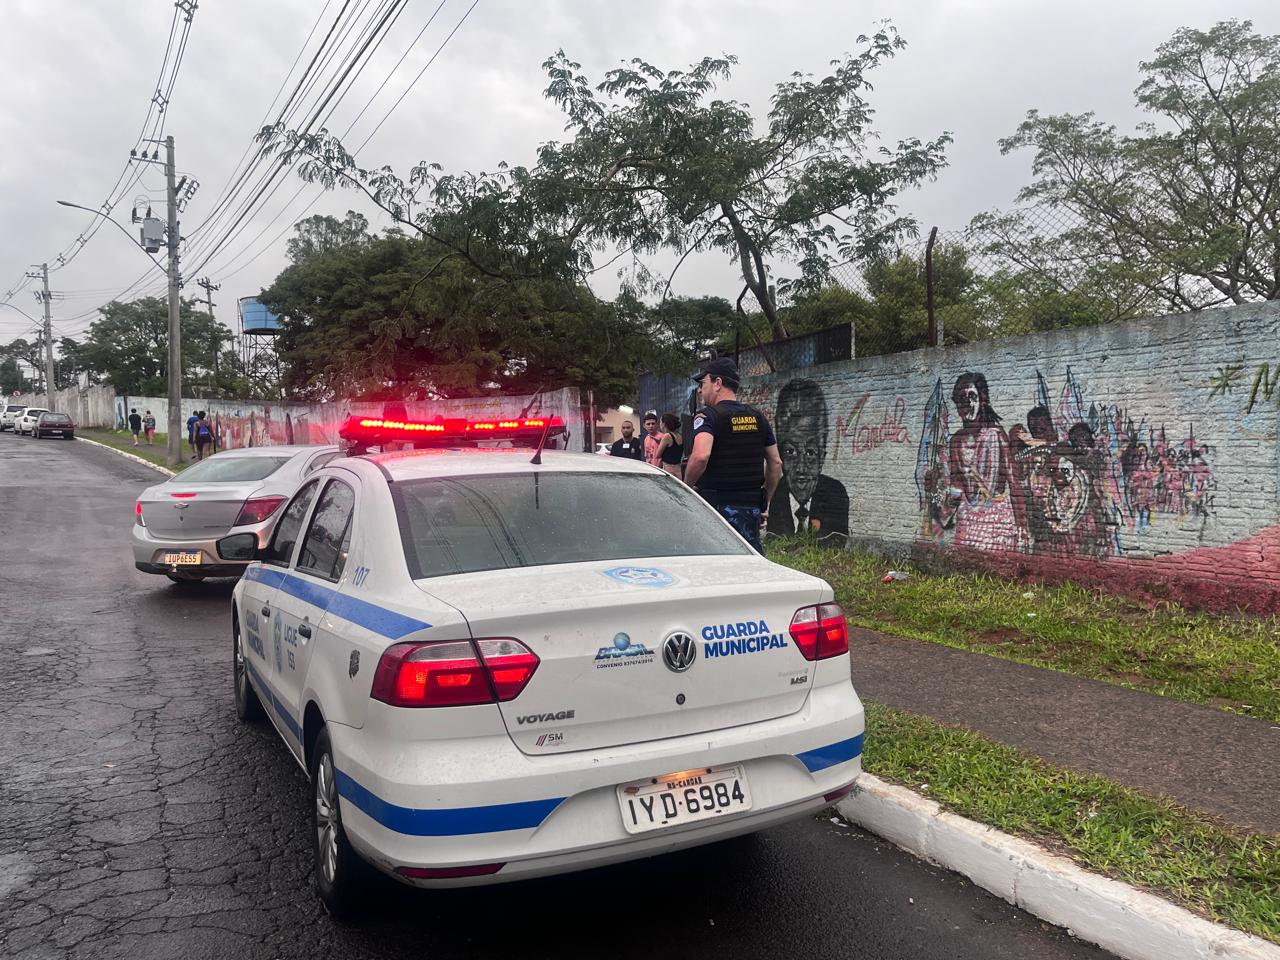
[849,628,1280,835]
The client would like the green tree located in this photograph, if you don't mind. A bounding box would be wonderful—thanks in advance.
[0,356,31,394]
[285,210,373,264]
[71,297,238,396]
[1,338,44,390]
[260,233,647,406]
[984,19,1280,311]
[258,27,949,342]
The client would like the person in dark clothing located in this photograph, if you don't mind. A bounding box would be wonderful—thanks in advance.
[193,414,214,460]
[608,420,645,460]
[656,412,683,478]
[186,411,200,449]
[683,358,782,553]
[127,409,142,446]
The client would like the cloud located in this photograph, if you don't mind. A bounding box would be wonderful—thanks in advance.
[1,0,1276,342]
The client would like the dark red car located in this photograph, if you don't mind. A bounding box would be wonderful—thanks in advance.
[32,411,75,440]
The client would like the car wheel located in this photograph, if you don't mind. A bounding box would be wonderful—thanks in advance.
[311,727,369,919]
[232,612,264,722]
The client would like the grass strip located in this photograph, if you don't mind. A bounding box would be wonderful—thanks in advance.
[862,699,1280,942]
[79,429,190,474]
[769,541,1280,724]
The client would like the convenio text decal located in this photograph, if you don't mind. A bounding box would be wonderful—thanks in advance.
[701,620,789,658]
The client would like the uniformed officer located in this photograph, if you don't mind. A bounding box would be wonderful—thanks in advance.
[683,357,782,553]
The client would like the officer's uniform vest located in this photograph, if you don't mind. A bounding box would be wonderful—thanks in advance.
[698,401,768,506]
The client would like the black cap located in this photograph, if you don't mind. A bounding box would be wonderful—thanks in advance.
[692,357,741,388]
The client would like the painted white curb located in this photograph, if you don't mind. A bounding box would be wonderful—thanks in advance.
[837,775,1279,960]
[75,436,176,477]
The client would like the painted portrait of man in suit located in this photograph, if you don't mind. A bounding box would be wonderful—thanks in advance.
[766,378,850,546]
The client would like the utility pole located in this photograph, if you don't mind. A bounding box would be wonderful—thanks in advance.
[197,276,220,395]
[164,135,182,466]
[25,263,56,409]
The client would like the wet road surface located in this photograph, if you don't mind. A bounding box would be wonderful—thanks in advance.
[0,432,1114,959]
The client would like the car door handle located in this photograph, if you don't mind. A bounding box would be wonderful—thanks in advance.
[298,623,312,640]
[261,606,271,618]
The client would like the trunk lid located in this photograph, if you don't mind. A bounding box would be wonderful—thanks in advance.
[141,481,264,540]
[414,555,826,755]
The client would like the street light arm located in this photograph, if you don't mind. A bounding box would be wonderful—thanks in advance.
[55,200,167,272]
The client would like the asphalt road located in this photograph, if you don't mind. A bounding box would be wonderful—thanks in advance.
[0,431,1115,960]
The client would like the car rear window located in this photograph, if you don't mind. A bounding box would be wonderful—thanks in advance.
[393,471,751,579]
[41,413,71,423]
[5,405,23,412]
[177,455,292,482]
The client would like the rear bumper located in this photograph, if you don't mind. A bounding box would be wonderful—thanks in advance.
[135,560,248,577]
[323,680,864,887]
[130,522,266,576]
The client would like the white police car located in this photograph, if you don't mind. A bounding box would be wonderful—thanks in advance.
[220,415,864,917]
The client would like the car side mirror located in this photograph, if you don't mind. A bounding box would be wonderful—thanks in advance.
[216,532,260,562]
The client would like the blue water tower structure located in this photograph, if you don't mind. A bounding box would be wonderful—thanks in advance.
[239,298,284,395]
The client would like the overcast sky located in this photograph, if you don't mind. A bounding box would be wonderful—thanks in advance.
[0,0,1274,345]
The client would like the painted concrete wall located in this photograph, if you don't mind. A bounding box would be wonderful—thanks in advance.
[737,302,1280,612]
[111,388,586,450]
[11,384,117,427]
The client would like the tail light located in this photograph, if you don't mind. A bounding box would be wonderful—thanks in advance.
[135,500,145,527]
[789,603,849,660]
[234,496,287,526]
[370,639,539,708]
[396,862,505,880]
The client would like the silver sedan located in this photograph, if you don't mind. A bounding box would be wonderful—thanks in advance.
[132,445,339,582]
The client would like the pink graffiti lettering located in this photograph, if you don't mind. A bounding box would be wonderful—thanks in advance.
[838,394,910,456]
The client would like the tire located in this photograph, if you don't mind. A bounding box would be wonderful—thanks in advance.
[232,611,264,722]
[310,727,370,919]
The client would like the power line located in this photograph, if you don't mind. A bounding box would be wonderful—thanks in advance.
[183,0,414,280]
[206,0,474,284]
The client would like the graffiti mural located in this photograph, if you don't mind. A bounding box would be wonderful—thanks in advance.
[766,378,850,547]
[917,368,1214,558]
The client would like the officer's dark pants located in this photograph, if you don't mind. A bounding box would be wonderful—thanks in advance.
[716,503,764,554]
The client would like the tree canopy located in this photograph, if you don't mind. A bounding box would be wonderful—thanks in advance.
[980,19,1280,312]
[258,26,949,348]
[62,297,240,397]
[259,233,650,405]
[285,210,373,264]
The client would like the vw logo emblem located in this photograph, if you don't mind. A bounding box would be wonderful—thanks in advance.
[663,632,697,673]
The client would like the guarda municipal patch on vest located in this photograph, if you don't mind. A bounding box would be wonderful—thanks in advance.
[730,415,759,432]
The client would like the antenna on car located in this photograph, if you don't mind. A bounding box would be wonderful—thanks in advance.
[529,417,553,465]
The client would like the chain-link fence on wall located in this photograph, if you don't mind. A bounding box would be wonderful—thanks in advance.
[754,200,1172,363]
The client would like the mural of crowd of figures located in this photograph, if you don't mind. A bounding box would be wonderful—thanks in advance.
[748,367,1216,561]
[915,369,1214,558]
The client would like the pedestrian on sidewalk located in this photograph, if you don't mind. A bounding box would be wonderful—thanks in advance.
[186,410,199,450]
[142,410,156,446]
[656,413,683,479]
[193,414,214,461]
[684,357,782,553]
[127,409,142,446]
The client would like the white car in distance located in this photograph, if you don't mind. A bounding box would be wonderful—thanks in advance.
[219,414,865,918]
[1,403,27,431]
[13,407,49,435]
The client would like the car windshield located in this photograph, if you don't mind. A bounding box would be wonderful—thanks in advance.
[41,414,71,423]
[176,455,292,482]
[393,470,750,579]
